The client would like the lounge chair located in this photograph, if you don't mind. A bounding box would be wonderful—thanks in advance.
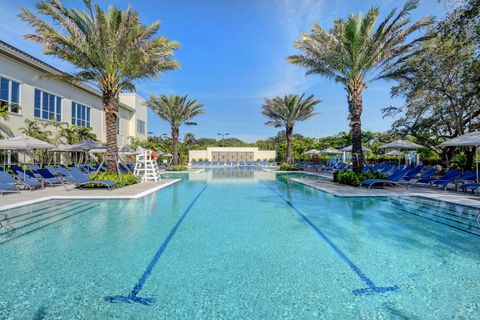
[35,169,64,187]
[420,169,462,188]
[0,171,42,190]
[460,183,480,194]
[360,169,409,189]
[69,167,117,190]
[401,165,424,181]
[0,182,19,195]
[407,168,437,184]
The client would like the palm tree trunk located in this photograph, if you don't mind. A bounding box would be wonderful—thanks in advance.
[171,126,179,165]
[103,92,118,172]
[348,89,364,173]
[286,126,293,164]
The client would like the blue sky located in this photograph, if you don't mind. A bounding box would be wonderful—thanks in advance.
[0,0,448,142]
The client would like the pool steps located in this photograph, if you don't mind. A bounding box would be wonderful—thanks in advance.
[0,201,98,244]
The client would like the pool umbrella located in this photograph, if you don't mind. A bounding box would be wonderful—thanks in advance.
[0,134,55,175]
[385,150,405,156]
[379,139,425,150]
[439,131,480,183]
[340,145,372,153]
[385,150,405,166]
[320,147,341,154]
[303,149,321,155]
[0,134,55,150]
[67,140,105,152]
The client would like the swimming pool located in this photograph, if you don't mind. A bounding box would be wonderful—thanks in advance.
[1,168,479,319]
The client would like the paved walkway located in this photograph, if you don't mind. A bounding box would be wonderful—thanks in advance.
[0,179,181,211]
[291,176,480,208]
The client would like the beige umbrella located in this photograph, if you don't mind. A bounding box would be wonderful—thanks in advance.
[439,131,480,183]
[320,147,341,154]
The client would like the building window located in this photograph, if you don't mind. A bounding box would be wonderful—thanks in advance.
[0,77,20,113]
[34,89,61,121]
[137,119,145,134]
[71,102,91,127]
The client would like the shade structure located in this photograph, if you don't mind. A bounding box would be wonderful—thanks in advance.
[438,131,480,182]
[320,147,341,154]
[379,139,425,150]
[303,149,321,155]
[385,150,405,156]
[340,145,372,153]
[0,134,55,150]
[438,131,480,147]
[118,146,136,155]
[67,140,105,151]
[48,144,73,152]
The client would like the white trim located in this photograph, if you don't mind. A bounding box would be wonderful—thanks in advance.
[0,179,181,211]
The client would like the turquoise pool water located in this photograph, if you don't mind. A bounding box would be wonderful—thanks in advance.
[0,168,479,319]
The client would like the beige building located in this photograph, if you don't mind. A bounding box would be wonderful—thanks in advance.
[0,40,147,147]
[189,147,276,163]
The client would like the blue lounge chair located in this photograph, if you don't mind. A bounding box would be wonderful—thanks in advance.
[402,165,424,181]
[35,169,64,186]
[431,170,463,189]
[0,182,19,195]
[408,168,437,184]
[0,171,41,190]
[69,167,117,190]
[460,183,480,193]
[420,169,462,187]
[361,169,409,189]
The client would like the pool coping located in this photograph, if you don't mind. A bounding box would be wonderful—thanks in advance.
[290,178,480,209]
[0,179,182,212]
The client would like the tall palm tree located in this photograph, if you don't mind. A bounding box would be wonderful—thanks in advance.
[145,95,204,165]
[261,94,320,164]
[20,0,179,171]
[288,0,432,172]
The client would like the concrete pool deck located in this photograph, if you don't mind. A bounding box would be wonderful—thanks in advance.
[0,179,182,211]
[291,175,480,208]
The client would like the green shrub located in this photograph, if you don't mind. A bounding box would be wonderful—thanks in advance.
[167,165,188,171]
[279,163,300,171]
[89,172,139,188]
[337,171,385,186]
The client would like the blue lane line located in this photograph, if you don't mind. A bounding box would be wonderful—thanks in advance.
[263,182,399,296]
[105,184,209,305]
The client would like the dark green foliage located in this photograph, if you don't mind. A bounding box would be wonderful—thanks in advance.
[167,165,188,171]
[89,172,138,188]
[279,163,300,171]
[337,171,385,186]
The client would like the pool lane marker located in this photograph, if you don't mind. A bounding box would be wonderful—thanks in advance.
[263,183,399,296]
[105,184,209,306]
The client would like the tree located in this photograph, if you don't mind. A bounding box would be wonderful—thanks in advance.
[145,95,205,165]
[183,132,196,145]
[20,119,51,142]
[59,124,98,145]
[288,0,431,172]
[383,5,480,169]
[261,94,320,164]
[20,0,179,171]
[0,104,13,139]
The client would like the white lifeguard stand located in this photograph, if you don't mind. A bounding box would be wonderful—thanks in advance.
[133,147,161,182]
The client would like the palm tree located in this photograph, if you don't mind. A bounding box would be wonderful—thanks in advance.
[20,0,179,171]
[20,119,51,142]
[261,94,320,164]
[183,132,197,145]
[59,124,97,145]
[288,0,431,172]
[145,95,205,165]
[0,104,13,139]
